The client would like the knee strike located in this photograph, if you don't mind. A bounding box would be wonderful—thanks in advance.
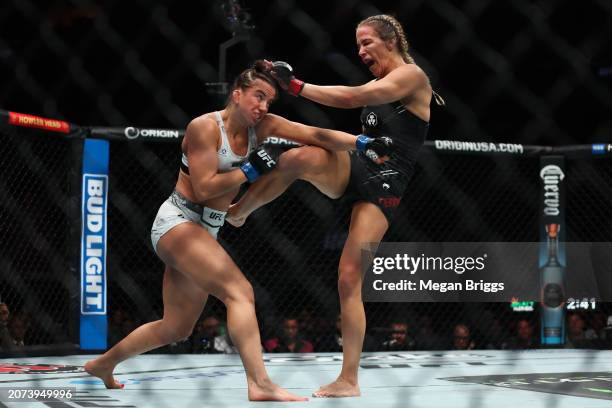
[278,147,316,175]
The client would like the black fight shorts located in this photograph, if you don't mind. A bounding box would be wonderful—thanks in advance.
[343,151,412,223]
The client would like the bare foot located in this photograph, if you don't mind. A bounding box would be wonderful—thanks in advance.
[248,380,308,402]
[313,378,360,398]
[84,359,124,389]
[226,204,249,228]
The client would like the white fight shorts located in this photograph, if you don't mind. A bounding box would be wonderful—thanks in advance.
[151,190,226,254]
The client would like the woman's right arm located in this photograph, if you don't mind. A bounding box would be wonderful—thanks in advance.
[272,61,428,108]
[186,118,247,202]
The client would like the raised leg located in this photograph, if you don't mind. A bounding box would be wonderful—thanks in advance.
[227,146,350,227]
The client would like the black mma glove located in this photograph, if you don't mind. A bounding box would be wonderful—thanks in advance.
[271,61,304,97]
[356,135,394,163]
[240,146,278,183]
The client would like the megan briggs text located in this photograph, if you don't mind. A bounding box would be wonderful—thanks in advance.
[373,279,505,293]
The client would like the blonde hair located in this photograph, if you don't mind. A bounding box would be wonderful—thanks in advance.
[358,15,446,106]
[358,14,414,64]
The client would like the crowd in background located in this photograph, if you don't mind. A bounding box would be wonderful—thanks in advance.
[0,302,29,351]
[110,307,612,354]
[3,301,611,353]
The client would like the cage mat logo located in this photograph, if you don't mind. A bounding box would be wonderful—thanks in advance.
[442,371,612,400]
[0,363,83,374]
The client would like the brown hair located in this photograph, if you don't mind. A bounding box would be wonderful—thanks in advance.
[227,60,277,106]
[357,14,414,64]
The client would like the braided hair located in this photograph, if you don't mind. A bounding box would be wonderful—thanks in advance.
[358,14,414,64]
[358,15,446,106]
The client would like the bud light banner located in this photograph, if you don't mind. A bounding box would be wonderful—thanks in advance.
[80,138,109,350]
[539,155,566,346]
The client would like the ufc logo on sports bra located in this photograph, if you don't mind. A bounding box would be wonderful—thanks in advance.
[257,150,276,168]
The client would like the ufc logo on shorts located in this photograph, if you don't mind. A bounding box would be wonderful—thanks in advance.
[379,197,401,208]
[208,211,224,221]
[257,150,276,168]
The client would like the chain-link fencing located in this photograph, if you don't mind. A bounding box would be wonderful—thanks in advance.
[1,0,612,358]
[2,111,612,356]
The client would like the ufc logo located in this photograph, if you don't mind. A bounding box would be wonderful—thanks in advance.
[257,150,276,168]
[208,212,224,221]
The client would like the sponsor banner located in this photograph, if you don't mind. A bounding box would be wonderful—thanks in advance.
[592,144,606,154]
[264,352,496,363]
[123,126,180,140]
[361,242,612,302]
[442,372,612,401]
[262,136,301,147]
[89,126,183,142]
[0,364,82,374]
[511,299,535,312]
[81,173,107,315]
[261,136,302,164]
[8,111,70,133]
[540,157,566,221]
[540,156,565,345]
[80,139,109,350]
[591,144,612,155]
[433,140,524,155]
[70,369,244,385]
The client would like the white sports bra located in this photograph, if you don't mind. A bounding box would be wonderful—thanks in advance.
[181,111,258,174]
